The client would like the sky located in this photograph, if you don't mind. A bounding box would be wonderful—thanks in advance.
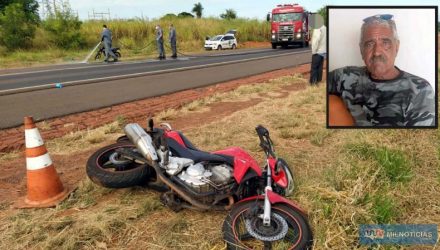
[65,0,440,21]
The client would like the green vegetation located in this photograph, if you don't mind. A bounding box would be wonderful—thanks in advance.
[0,1,39,49]
[220,9,237,20]
[346,144,412,183]
[43,5,84,49]
[372,193,398,224]
[192,2,204,19]
[177,12,194,18]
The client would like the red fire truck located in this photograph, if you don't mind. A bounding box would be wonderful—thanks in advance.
[267,3,310,49]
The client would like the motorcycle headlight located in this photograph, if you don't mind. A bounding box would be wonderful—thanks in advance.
[272,35,276,39]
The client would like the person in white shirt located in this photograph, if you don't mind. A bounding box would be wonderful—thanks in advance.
[310,20,326,85]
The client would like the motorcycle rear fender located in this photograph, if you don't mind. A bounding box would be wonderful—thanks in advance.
[236,190,307,217]
[213,147,262,183]
[116,135,130,142]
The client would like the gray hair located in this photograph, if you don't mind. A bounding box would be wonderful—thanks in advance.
[359,17,399,45]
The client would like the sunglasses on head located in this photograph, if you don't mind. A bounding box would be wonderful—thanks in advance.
[363,14,393,22]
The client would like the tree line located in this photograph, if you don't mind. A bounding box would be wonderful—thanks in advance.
[164,2,237,20]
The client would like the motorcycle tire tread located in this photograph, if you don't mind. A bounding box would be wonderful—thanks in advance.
[86,142,151,188]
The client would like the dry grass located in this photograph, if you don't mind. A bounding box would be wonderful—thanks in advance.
[0,151,20,162]
[0,72,439,249]
[155,74,305,121]
[0,119,125,162]
[46,121,123,155]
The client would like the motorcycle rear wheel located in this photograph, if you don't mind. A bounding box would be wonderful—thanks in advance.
[222,200,313,250]
[86,142,152,188]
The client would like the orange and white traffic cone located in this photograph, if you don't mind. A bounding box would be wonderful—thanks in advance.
[15,116,70,208]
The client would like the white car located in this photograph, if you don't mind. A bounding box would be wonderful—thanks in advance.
[204,34,237,50]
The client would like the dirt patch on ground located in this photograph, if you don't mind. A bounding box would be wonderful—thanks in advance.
[0,151,91,205]
[160,98,264,131]
[0,64,312,153]
[0,63,312,204]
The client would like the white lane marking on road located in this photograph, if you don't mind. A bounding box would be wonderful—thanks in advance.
[0,50,310,95]
[0,48,276,78]
[0,60,152,77]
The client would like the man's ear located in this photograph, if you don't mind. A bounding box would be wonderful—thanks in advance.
[395,40,400,54]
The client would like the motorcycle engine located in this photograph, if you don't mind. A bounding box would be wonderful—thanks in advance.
[177,163,233,193]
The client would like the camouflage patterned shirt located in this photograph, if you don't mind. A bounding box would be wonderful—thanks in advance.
[329,66,435,127]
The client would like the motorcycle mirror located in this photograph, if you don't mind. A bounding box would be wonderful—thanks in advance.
[256,125,269,137]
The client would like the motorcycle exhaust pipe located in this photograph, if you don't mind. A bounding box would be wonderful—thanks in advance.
[124,123,158,166]
[124,123,232,211]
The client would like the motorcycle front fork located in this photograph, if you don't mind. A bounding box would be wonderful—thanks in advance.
[261,158,272,226]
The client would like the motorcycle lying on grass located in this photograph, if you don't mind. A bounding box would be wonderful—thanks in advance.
[94,46,121,60]
[86,119,313,249]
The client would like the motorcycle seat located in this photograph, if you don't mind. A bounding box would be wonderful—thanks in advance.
[177,132,200,151]
[166,137,234,166]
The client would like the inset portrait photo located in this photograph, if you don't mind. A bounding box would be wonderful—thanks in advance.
[327,6,438,128]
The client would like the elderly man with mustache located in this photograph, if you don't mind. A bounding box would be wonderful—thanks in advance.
[328,14,435,127]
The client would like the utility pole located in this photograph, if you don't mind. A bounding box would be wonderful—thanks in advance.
[88,9,111,20]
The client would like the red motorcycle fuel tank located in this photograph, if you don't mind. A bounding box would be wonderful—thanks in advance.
[164,131,262,183]
[213,147,262,183]
[164,131,186,147]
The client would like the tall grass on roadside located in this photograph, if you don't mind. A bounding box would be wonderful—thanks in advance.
[81,18,270,50]
[1,17,270,68]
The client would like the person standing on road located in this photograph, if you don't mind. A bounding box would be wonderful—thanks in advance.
[101,24,118,62]
[156,25,165,60]
[309,15,326,85]
[169,24,177,58]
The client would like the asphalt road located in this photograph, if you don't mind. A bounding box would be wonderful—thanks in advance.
[0,47,311,129]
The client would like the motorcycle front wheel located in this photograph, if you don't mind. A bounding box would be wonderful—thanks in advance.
[86,142,152,188]
[95,52,101,60]
[222,200,313,250]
